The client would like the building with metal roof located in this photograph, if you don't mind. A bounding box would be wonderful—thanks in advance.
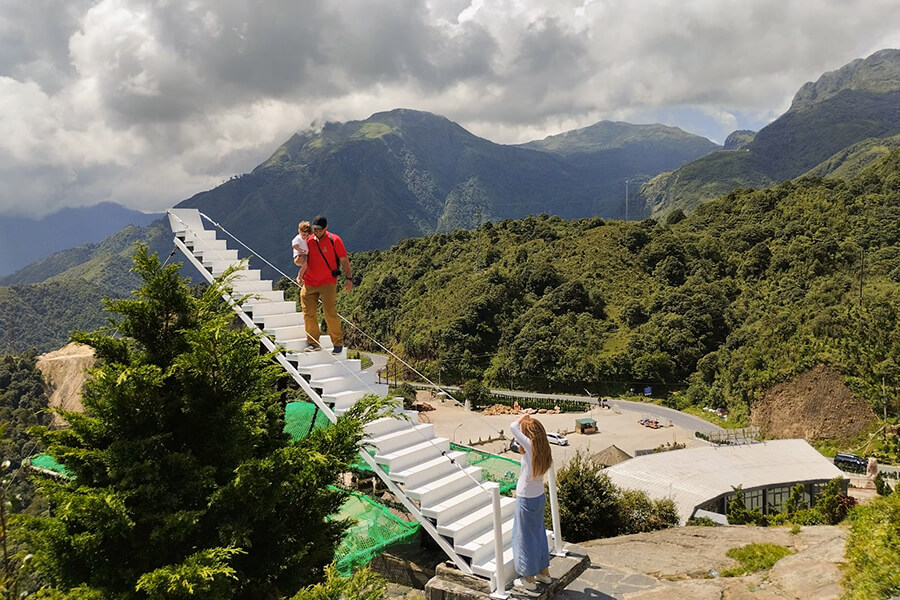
[604,439,845,523]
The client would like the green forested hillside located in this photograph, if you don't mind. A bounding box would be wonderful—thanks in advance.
[341,151,900,420]
[644,49,900,217]
[0,222,172,352]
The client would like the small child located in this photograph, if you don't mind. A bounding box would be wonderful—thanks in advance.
[292,221,312,285]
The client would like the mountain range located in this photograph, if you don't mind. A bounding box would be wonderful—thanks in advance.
[0,203,161,278]
[173,109,717,276]
[2,49,900,355]
[641,48,900,217]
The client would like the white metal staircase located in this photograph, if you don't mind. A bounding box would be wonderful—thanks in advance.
[166,209,535,596]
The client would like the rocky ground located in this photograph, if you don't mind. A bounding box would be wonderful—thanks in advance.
[35,342,94,425]
[557,525,846,599]
[385,525,848,600]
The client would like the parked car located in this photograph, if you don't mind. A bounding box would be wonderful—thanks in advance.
[547,432,569,446]
[833,453,868,472]
[509,431,570,451]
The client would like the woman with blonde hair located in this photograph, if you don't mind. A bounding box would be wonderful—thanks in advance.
[509,412,552,594]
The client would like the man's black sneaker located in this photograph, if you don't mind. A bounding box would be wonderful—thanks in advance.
[331,345,343,355]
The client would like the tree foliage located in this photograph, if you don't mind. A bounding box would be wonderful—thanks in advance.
[341,151,900,422]
[0,350,52,512]
[16,246,393,599]
[842,494,900,600]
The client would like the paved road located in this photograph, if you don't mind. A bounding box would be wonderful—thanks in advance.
[361,352,387,374]
[489,389,726,436]
[398,376,724,436]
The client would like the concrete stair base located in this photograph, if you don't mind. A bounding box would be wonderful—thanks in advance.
[424,545,590,600]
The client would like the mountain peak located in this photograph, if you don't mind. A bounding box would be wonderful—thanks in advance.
[521,120,718,155]
[790,48,900,111]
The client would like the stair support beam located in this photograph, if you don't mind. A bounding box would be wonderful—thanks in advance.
[548,462,567,557]
[489,486,510,599]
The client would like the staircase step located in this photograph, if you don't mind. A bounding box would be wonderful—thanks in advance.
[230,269,261,281]
[389,451,470,487]
[266,325,305,342]
[285,342,344,365]
[459,517,515,562]
[299,359,362,380]
[232,279,273,293]
[364,416,411,439]
[167,209,205,234]
[183,230,218,245]
[240,290,285,305]
[326,385,390,409]
[310,372,376,395]
[202,249,239,265]
[260,313,303,329]
[246,301,296,318]
[425,482,494,525]
[375,438,450,473]
[192,240,228,255]
[471,543,515,583]
[437,496,515,542]
[414,466,481,510]
[368,423,435,455]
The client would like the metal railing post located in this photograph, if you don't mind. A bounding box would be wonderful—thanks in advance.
[547,462,567,556]
[490,485,509,599]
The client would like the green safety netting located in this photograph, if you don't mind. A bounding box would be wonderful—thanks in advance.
[284,400,332,440]
[28,454,74,478]
[329,485,420,576]
[450,443,521,495]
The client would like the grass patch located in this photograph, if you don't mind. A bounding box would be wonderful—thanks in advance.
[681,405,746,429]
[356,123,394,139]
[721,543,793,577]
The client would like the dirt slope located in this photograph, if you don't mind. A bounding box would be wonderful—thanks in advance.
[36,342,94,426]
[751,364,876,441]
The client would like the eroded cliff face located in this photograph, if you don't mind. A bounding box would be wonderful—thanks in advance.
[36,342,94,426]
[751,364,877,441]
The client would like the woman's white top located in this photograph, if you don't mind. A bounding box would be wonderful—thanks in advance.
[510,420,545,498]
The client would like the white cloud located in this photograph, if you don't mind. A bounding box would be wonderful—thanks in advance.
[1,0,900,216]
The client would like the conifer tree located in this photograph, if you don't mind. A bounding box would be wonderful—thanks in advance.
[20,246,392,599]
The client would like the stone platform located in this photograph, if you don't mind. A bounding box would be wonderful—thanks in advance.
[425,545,590,600]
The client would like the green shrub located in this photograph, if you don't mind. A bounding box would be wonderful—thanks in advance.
[618,491,679,534]
[685,516,718,527]
[554,452,621,542]
[726,486,765,525]
[815,477,857,525]
[842,494,900,600]
[462,380,490,407]
[471,391,586,413]
[554,451,678,542]
[389,382,417,410]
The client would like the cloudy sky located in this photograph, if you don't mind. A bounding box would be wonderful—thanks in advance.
[2,0,899,218]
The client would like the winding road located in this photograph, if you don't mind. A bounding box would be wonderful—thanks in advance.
[362,352,724,436]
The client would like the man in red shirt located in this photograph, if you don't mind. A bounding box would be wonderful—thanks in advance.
[301,215,353,354]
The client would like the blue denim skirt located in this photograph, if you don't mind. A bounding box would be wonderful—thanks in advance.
[512,493,550,577]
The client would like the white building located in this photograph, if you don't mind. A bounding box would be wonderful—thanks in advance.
[604,439,845,523]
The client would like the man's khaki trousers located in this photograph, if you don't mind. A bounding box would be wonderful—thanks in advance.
[300,283,343,347]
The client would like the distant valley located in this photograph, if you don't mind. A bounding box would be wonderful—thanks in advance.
[0,202,161,279]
